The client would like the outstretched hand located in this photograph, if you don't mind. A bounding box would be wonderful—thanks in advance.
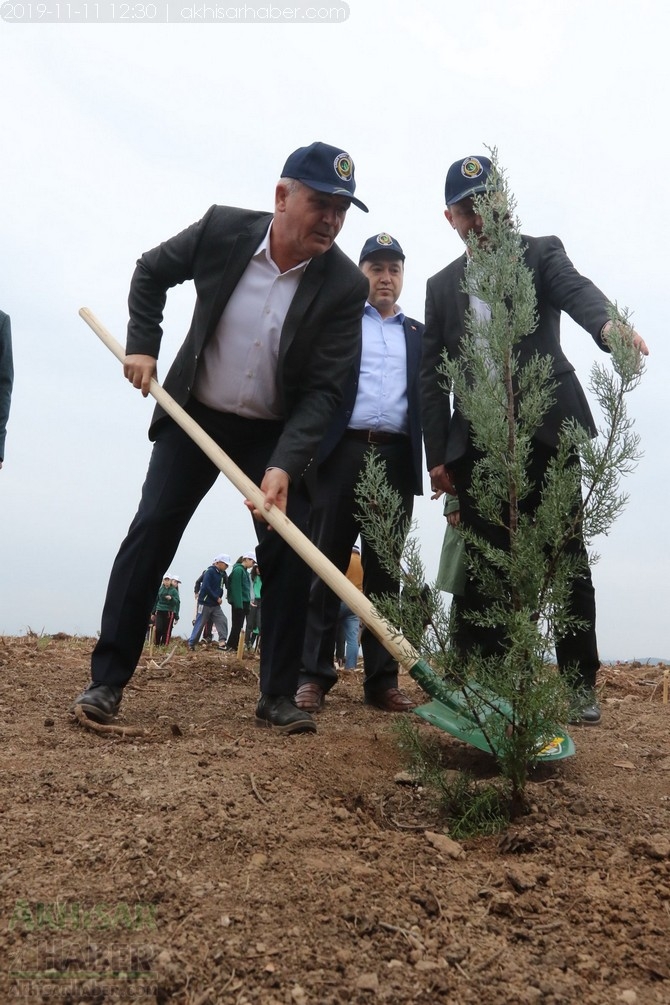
[602,320,649,357]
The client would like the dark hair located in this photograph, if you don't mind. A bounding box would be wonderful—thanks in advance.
[234,556,244,565]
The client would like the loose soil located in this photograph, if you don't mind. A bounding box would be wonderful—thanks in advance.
[1,634,669,1005]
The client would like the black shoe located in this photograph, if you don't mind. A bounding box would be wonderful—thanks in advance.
[255,695,317,735]
[569,692,602,726]
[72,683,123,724]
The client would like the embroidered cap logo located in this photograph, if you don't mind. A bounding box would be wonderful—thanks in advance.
[461,157,484,180]
[334,153,353,181]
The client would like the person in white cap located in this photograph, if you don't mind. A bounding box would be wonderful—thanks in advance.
[188,555,230,651]
[153,573,180,645]
[224,551,256,652]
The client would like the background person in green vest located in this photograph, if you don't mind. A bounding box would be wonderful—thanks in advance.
[225,552,256,652]
[154,574,180,645]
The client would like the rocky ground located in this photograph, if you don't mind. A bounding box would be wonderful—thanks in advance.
[1,634,669,1005]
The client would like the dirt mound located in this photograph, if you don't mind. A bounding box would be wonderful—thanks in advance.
[1,635,669,1004]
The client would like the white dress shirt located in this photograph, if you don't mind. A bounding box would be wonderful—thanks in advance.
[193,223,309,418]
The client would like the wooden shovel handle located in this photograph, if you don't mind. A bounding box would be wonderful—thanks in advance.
[79,308,422,672]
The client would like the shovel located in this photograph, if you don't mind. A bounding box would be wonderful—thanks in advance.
[79,308,574,763]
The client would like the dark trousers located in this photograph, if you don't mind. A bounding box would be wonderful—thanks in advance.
[300,437,415,697]
[227,604,250,650]
[90,403,311,696]
[154,609,175,646]
[452,442,599,690]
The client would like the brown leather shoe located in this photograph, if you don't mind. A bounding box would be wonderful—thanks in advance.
[365,687,415,713]
[295,682,325,712]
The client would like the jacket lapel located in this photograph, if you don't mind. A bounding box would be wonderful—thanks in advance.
[453,256,469,342]
[278,254,326,362]
[403,316,421,388]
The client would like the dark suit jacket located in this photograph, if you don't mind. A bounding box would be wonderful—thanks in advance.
[126,205,369,484]
[420,234,612,471]
[318,313,425,495]
[0,310,13,462]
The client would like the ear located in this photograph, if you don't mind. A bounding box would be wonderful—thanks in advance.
[275,182,289,213]
[444,208,455,229]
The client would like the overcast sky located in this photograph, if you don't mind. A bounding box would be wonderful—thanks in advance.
[1,0,667,659]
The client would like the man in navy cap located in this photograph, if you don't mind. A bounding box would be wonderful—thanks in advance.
[73,141,369,735]
[296,233,424,714]
[421,155,649,725]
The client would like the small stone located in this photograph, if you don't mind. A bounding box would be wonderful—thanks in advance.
[43,717,54,727]
[619,991,638,1004]
[630,834,670,860]
[394,771,419,785]
[356,972,379,991]
[489,891,516,916]
[425,831,465,860]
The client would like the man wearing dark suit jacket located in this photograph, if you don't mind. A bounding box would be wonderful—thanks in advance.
[421,155,649,725]
[296,233,424,713]
[73,141,370,735]
[0,310,13,470]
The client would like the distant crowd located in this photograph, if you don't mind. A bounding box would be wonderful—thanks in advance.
[149,553,262,655]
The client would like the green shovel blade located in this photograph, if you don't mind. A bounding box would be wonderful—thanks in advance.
[408,659,575,762]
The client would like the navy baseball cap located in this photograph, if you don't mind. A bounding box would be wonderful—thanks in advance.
[444,155,493,206]
[281,142,368,212]
[359,232,405,263]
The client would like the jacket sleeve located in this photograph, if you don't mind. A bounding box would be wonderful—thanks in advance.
[536,236,612,349]
[202,566,223,603]
[125,206,217,359]
[420,278,452,471]
[0,312,13,461]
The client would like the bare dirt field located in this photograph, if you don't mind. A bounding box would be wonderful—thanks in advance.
[1,634,669,1005]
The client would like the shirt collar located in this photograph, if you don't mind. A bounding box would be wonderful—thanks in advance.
[364,302,405,323]
[256,222,311,274]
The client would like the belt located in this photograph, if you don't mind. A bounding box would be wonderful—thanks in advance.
[344,428,408,445]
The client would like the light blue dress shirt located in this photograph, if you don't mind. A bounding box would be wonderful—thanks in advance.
[348,304,409,435]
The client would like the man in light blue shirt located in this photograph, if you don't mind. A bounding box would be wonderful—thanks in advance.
[297,234,424,714]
